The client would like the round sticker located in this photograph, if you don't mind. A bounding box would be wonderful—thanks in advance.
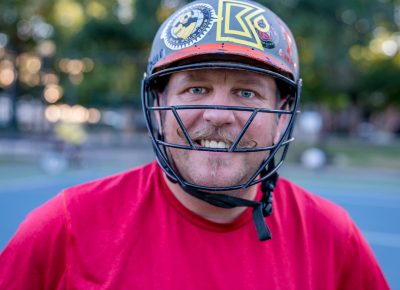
[254,17,279,50]
[161,3,217,50]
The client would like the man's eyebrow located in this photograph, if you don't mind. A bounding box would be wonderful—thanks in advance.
[179,72,211,83]
[177,72,275,91]
[234,79,262,86]
[234,78,274,90]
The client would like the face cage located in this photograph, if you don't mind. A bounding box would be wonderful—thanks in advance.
[142,62,302,193]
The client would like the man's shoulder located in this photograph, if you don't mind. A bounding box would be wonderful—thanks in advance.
[275,177,352,237]
[65,161,159,199]
[53,161,161,220]
[277,177,347,213]
[15,161,160,233]
[275,179,389,289]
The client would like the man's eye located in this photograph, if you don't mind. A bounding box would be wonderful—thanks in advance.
[189,87,206,94]
[239,90,255,98]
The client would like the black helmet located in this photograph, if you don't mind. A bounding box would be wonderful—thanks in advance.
[142,0,302,241]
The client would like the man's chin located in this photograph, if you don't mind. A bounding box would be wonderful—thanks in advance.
[184,172,247,189]
[172,153,250,188]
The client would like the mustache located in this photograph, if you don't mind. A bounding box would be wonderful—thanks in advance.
[177,126,257,148]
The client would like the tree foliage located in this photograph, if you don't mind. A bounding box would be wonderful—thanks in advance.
[0,0,399,125]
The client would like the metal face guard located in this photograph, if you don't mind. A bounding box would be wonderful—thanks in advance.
[142,62,301,192]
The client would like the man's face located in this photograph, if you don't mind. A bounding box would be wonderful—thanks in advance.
[161,68,285,189]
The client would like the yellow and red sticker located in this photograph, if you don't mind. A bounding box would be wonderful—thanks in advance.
[216,0,277,50]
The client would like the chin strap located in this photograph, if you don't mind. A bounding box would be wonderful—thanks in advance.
[180,169,278,241]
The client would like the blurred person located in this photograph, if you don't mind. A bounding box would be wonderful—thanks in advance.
[53,121,87,167]
[0,0,389,289]
[40,122,88,175]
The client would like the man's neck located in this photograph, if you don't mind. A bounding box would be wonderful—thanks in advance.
[164,175,258,223]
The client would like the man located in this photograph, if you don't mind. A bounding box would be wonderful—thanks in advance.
[0,0,389,289]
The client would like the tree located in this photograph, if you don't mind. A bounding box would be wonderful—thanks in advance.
[1,0,398,135]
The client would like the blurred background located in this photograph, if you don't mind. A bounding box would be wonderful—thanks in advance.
[0,0,399,288]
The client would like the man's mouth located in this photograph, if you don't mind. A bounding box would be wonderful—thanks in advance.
[177,127,257,149]
[199,139,232,149]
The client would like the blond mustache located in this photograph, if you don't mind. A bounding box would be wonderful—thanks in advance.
[177,127,257,148]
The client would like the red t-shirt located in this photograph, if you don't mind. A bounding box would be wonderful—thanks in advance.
[0,162,389,289]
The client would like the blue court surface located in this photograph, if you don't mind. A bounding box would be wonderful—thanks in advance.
[0,148,399,288]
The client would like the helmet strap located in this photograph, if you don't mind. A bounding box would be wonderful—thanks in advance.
[255,159,278,241]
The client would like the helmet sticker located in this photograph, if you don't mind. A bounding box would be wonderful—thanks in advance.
[256,22,279,49]
[161,3,217,50]
[277,19,296,70]
[216,0,276,50]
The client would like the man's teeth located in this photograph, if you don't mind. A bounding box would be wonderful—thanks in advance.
[200,139,231,149]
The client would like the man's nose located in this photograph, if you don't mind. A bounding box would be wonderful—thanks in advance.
[202,92,235,126]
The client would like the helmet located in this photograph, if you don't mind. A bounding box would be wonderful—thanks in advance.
[142,0,302,241]
[147,0,299,79]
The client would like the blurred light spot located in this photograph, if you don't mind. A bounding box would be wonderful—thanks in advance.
[42,73,59,85]
[60,104,72,121]
[54,0,85,29]
[88,108,101,123]
[46,104,101,124]
[0,60,15,87]
[1,59,14,69]
[341,9,357,25]
[381,39,398,57]
[60,58,93,75]
[45,104,101,124]
[83,58,95,72]
[0,33,9,48]
[301,147,326,169]
[26,56,42,73]
[67,59,84,75]
[45,105,61,122]
[73,105,90,123]
[31,17,54,40]
[373,26,388,38]
[44,85,64,103]
[55,122,87,145]
[0,68,15,87]
[58,58,69,72]
[369,38,382,54]
[87,1,107,19]
[37,40,56,57]
[20,71,41,87]
[117,0,135,24]
[18,54,42,86]
[298,111,323,134]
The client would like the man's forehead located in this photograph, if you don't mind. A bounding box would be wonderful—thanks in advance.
[171,68,275,84]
